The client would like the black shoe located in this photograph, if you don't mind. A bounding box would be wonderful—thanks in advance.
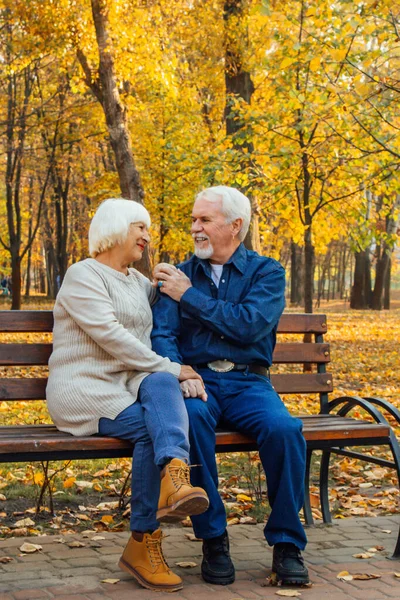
[201,530,235,585]
[272,542,309,585]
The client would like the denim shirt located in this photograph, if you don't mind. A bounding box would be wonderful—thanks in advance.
[151,243,285,367]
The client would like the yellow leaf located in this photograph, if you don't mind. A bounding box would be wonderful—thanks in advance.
[175,561,197,568]
[281,57,293,69]
[309,57,320,72]
[101,515,114,524]
[236,494,252,502]
[63,477,76,489]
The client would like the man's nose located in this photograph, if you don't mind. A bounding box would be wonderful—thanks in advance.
[191,220,202,233]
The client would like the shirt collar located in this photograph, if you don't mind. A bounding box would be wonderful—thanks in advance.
[194,243,247,276]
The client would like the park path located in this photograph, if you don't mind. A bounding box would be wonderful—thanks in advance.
[1,516,400,599]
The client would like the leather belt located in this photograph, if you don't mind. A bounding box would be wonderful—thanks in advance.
[195,361,270,378]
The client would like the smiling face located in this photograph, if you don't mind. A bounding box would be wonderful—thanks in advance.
[191,196,242,264]
[120,222,150,263]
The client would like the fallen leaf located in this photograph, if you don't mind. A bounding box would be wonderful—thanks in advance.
[353,553,374,559]
[227,517,240,525]
[75,480,93,489]
[381,530,392,534]
[101,515,114,524]
[184,533,202,542]
[176,561,197,568]
[19,543,42,554]
[394,572,400,578]
[63,477,76,489]
[0,557,13,563]
[67,541,86,548]
[13,518,35,528]
[91,535,105,541]
[236,493,253,502]
[239,516,257,524]
[101,578,120,584]
[96,501,119,510]
[367,548,378,553]
[353,573,381,580]
[12,527,28,537]
[0,494,6,501]
[275,591,301,597]
[337,571,353,581]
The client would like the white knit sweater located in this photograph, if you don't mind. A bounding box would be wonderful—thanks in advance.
[46,259,181,436]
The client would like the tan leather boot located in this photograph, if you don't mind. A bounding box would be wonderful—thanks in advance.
[118,529,183,592]
[157,458,209,523]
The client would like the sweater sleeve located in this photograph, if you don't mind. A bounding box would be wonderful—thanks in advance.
[57,263,181,377]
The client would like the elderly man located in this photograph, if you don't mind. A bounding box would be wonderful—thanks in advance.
[151,186,308,586]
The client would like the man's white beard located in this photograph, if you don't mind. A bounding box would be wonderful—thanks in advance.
[194,242,214,259]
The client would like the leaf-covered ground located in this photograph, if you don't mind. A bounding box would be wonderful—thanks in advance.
[0,301,399,537]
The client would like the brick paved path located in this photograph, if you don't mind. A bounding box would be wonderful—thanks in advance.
[0,516,399,599]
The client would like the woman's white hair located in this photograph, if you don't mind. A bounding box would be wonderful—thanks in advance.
[89,198,151,258]
[195,186,251,242]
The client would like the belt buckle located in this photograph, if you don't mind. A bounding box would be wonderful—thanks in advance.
[207,360,235,373]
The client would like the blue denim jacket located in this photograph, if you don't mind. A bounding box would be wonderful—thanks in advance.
[151,243,285,367]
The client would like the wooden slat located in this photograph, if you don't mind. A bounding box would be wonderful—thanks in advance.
[0,342,329,367]
[0,344,52,366]
[0,379,47,400]
[0,311,327,335]
[0,417,390,456]
[277,313,327,334]
[0,311,53,332]
[0,374,333,400]
[273,343,330,363]
[271,373,333,394]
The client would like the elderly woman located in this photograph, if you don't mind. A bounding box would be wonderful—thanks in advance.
[46,198,209,593]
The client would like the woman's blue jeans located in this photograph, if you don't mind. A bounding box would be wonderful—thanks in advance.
[98,372,189,532]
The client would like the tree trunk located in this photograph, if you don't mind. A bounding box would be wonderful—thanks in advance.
[371,248,391,310]
[77,0,150,276]
[224,0,260,253]
[304,226,314,313]
[350,250,372,309]
[290,241,303,305]
[383,257,391,310]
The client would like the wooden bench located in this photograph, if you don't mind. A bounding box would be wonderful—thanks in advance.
[1,310,399,557]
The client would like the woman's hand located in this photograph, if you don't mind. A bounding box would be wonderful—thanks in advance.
[180,378,208,402]
[154,264,192,302]
[179,364,202,382]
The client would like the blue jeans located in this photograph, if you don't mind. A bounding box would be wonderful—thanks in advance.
[186,370,307,550]
[98,372,189,532]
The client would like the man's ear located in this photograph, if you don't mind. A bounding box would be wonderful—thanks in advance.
[231,218,243,237]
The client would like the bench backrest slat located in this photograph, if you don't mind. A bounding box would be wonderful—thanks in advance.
[0,311,327,334]
[0,341,330,366]
[0,373,334,401]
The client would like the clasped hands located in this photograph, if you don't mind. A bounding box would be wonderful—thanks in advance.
[153,263,206,402]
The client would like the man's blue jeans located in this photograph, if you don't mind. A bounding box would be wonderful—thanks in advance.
[186,369,307,550]
[98,372,189,532]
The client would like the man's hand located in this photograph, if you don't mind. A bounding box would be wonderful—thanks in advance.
[180,378,207,402]
[152,263,178,287]
[154,264,192,302]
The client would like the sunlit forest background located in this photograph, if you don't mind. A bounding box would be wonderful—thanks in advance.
[0,0,399,312]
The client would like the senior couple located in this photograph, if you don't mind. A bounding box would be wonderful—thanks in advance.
[46,186,309,593]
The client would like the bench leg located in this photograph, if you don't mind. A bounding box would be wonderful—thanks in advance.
[320,450,332,524]
[303,448,314,526]
[388,433,400,559]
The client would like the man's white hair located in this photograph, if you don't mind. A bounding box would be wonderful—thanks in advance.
[89,198,151,258]
[195,186,251,242]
